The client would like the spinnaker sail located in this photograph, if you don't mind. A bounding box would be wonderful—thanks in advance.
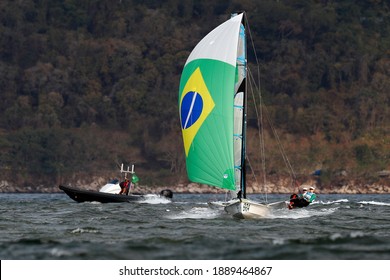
[179,13,244,191]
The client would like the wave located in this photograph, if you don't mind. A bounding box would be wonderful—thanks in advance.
[358,201,390,206]
[70,227,99,234]
[329,231,365,241]
[50,247,73,257]
[269,230,367,247]
[138,194,172,204]
[167,206,222,220]
[268,207,338,220]
[318,199,349,205]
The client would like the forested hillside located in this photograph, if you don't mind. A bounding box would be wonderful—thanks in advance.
[0,0,389,191]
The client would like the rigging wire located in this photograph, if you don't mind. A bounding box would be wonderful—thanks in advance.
[245,13,268,203]
[247,67,297,185]
[247,67,268,203]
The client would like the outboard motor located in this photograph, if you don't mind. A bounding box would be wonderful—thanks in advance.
[160,189,173,199]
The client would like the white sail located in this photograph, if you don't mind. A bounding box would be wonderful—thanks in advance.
[185,13,243,67]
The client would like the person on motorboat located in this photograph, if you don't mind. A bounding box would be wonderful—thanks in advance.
[288,186,316,209]
[119,178,130,195]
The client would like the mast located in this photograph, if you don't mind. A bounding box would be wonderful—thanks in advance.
[241,12,248,199]
[231,12,247,199]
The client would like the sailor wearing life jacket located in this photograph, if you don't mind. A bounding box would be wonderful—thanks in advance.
[303,186,316,203]
[288,186,316,209]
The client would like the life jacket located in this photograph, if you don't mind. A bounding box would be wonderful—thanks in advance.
[303,192,316,203]
[120,180,130,189]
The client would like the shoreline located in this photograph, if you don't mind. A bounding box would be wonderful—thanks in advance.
[1,180,389,194]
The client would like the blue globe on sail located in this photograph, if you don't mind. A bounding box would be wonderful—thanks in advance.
[181,91,203,129]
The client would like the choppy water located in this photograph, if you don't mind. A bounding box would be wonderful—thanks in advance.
[1,192,389,259]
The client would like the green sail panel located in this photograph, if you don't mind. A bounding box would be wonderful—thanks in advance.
[179,14,243,191]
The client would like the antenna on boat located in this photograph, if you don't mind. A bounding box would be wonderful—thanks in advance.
[120,163,135,180]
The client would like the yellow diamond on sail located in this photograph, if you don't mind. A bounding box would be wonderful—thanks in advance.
[180,67,215,156]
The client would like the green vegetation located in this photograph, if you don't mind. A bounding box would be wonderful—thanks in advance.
[0,0,389,190]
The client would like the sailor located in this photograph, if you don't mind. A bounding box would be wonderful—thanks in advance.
[288,187,310,209]
[303,186,316,203]
[119,178,130,195]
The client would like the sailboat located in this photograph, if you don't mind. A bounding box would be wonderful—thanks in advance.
[178,12,292,219]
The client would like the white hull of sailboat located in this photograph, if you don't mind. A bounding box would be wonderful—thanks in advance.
[224,198,288,219]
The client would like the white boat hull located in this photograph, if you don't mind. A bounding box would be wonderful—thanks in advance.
[224,198,288,219]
